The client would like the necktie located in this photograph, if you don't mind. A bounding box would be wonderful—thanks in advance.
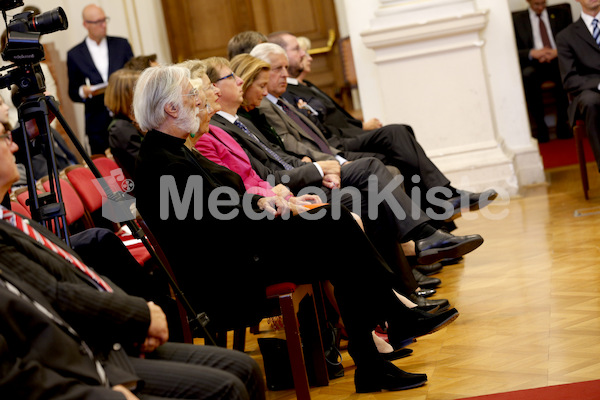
[538,14,552,49]
[277,99,333,155]
[0,277,108,386]
[1,207,113,292]
[593,19,600,46]
[233,119,294,170]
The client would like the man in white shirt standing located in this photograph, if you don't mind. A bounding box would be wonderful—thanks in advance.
[557,0,600,173]
[513,0,573,142]
[67,4,133,155]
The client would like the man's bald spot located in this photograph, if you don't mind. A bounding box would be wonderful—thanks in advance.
[82,4,104,20]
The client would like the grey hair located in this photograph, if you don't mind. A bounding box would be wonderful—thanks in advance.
[250,42,287,65]
[133,65,190,132]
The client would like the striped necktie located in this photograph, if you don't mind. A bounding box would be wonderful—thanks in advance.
[593,19,600,46]
[1,206,113,292]
[233,119,294,170]
[277,99,333,155]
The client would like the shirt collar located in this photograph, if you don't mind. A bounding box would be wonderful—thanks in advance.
[216,110,237,124]
[265,93,279,105]
[580,11,600,28]
[85,36,107,48]
[287,77,299,86]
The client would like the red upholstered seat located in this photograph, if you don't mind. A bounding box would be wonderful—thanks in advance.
[266,282,298,297]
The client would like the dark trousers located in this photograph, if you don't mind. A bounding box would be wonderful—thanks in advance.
[129,342,265,400]
[522,60,570,141]
[571,90,600,171]
[249,205,422,367]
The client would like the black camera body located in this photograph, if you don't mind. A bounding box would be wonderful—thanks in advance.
[0,5,67,96]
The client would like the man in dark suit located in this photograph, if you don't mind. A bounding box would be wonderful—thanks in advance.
[0,130,266,399]
[513,0,573,142]
[556,0,600,171]
[67,4,133,155]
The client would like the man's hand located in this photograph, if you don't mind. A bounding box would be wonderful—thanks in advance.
[257,196,291,217]
[112,385,140,400]
[301,156,313,163]
[142,301,168,353]
[322,174,341,189]
[363,118,383,130]
[316,160,341,176]
[530,48,557,63]
[271,184,292,199]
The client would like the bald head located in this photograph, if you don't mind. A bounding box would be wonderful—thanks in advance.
[82,4,107,43]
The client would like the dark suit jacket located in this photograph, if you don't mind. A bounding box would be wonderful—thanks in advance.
[257,98,340,162]
[556,17,600,123]
[512,4,573,68]
[283,80,365,140]
[67,36,133,137]
[0,273,124,400]
[0,217,147,387]
[210,114,323,193]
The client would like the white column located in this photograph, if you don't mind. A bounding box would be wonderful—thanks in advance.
[337,0,545,196]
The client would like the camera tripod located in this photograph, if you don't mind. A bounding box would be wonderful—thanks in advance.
[15,90,216,346]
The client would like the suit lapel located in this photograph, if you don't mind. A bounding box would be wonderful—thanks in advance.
[573,18,599,50]
[79,41,102,83]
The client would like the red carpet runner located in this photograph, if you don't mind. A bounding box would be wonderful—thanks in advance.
[454,379,600,400]
[538,136,595,169]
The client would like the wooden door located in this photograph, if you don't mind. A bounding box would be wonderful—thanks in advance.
[160,0,346,103]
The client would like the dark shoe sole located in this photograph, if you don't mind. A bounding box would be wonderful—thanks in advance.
[417,236,483,265]
[381,347,413,361]
[418,310,459,337]
[445,191,499,221]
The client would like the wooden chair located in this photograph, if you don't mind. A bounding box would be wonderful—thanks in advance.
[39,176,95,233]
[574,120,589,200]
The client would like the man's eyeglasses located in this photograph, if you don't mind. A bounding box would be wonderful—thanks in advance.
[183,88,200,100]
[214,73,235,83]
[0,132,12,145]
[85,17,110,24]
[199,102,212,114]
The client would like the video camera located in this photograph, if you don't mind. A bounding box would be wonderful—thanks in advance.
[0,1,67,96]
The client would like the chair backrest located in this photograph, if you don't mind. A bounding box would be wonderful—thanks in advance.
[10,200,31,218]
[63,165,104,213]
[40,176,93,229]
[92,156,125,192]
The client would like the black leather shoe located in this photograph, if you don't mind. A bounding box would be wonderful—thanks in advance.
[415,288,436,297]
[439,256,463,266]
[415,262,443,276]
[388,308,459,348]
[409,293,450,312]
[355,361,427,393]
[415,229,483,265]
[412,269,441,288]
[381,347,413,361]
[446,189,498,220]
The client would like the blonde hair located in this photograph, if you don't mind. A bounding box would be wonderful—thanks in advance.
[105,68,141,119]
[230,54,271,101]
[177,59,207,80]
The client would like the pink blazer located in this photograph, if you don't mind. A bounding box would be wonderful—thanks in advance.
[195,125,277,197]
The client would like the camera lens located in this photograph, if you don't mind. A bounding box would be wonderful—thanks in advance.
[29,7,68,34]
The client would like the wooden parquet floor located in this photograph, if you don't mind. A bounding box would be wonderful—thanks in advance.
[216,163,600,400]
